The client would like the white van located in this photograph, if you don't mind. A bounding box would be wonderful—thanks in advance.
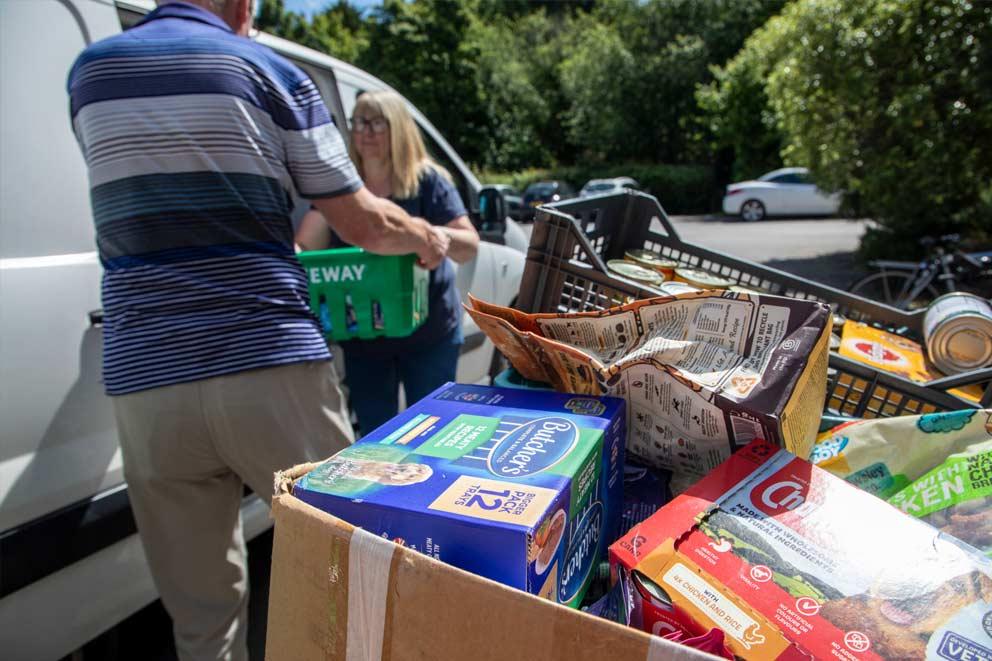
[0,2,525,658]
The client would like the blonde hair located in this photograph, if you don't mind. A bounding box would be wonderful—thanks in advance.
[348,90,452,200]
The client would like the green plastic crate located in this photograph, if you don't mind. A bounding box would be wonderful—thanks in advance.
[298,247,428,341]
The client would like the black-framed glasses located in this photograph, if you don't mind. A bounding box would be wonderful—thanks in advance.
[349,116,389,134]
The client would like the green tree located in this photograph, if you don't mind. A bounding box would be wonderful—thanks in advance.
[696,8,797,182]
[558,18,638,161]
[360,0,489,164]
[469,16,553,170]
[505,10,585,165]
[555,0,788,165]
[256,0,367,63]
[770,0,992,257]
[712,0,992,257]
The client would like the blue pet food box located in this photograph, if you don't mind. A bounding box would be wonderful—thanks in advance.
[294,382,626,608]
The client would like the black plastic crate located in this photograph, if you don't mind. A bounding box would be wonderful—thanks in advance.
[517,192,991,415]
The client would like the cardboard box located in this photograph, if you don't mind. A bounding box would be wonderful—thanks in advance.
[266,463,715,660]
[293,383,626,608]
[610,439,992,660]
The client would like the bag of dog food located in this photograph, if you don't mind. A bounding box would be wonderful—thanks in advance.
[812,410,992,555]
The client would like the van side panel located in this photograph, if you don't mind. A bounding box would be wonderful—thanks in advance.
[0,0,120,534]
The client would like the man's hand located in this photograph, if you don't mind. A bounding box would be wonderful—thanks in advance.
[417,222,450,270]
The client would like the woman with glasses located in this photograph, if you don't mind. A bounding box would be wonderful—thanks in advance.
[296,90,479,435]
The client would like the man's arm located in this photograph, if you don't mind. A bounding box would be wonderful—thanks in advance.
[310,187,449,269]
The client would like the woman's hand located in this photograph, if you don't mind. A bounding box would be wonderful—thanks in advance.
[417,222,451,270]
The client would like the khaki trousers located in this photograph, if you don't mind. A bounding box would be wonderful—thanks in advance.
[113,360,353,661]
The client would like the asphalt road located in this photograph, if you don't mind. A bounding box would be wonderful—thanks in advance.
[520,214,872,289]
[664,215,873,288]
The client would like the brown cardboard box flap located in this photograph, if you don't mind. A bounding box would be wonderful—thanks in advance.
[274,462,324,499]
[266,464,717,660]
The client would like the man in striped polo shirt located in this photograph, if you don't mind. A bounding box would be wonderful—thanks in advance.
[68,1,448,657]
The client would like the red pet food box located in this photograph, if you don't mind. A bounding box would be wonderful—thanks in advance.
[609,439,992,660]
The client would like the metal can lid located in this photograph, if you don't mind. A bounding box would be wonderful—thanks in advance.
[830,333,842,351]
[661,281,700,295]
[729,285,764,295]
[832,314,848,330]
[675,267,733,289]
[929,317,992,372]
[608,259,664,285]
[947,327,992,364]
[626,249,679,270]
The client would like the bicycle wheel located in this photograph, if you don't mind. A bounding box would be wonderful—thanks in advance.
[848,271,940,310]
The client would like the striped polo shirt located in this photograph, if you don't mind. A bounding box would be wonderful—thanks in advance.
[68,2,361,395]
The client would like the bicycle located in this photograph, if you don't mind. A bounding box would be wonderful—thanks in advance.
[848,234,992,309]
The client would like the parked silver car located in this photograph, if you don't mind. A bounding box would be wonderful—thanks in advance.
[579,176,640,197]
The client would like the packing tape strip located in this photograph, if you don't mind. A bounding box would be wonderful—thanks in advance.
[346,527,397,661]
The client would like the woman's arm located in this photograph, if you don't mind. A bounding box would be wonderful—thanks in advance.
[295,208,332,252]
[437,215,479,264]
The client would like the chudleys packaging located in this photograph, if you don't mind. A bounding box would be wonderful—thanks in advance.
[812,410,992,557]
[294,382,625,608]
[610,439,992,660]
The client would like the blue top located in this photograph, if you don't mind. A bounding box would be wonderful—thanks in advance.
[338,167,468,357]
[67,2,362,395]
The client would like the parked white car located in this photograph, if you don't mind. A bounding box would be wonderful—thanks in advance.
[722,167,841,221]
[579,176,640,198]
[0,2,524,658]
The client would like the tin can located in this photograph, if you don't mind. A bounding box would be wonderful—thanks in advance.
[607,259,663,287]
[923,292,992,374]
[830,333,842,352]
[630,570,696,638]
[660,281,700,296]
[729,284,764,296]
[625,249,679,280]
[673,267,733,290]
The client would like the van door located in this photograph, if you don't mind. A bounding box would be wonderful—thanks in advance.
[0,0,121,543]
[295,61,350,141]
